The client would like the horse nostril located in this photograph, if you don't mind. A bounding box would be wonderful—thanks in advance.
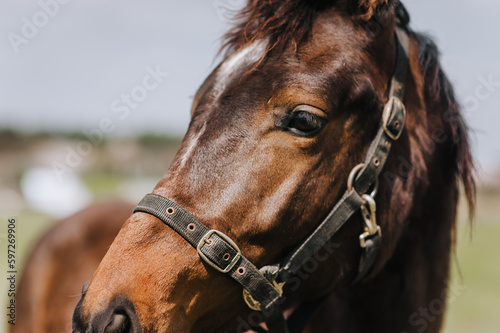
[104,312,131,333]
[73,296,140,333]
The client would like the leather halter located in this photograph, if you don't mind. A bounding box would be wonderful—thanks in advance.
[133,27,409,333]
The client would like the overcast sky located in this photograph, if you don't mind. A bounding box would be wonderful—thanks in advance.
[1,0,499,175]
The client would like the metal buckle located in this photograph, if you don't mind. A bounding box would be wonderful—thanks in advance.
[359,194,382,248]
[382,96,406,141]
[242,280,285,311]
[197,230,241,274]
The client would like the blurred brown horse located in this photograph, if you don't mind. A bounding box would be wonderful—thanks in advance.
[13,201,133,333]
[68,0,474,332]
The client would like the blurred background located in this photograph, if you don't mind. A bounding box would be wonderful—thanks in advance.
[0,0,499,332]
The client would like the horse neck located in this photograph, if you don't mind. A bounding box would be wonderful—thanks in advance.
[329,179,457,333]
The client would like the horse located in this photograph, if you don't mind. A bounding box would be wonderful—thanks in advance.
[72,1,475,332]
[13,201,133,333]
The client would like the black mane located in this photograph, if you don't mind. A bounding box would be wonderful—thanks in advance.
[411,31,476,216]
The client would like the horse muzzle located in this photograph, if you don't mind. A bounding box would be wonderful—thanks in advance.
[73,295,142,333]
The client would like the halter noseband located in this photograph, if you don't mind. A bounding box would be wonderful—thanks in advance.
[133,27,409,333]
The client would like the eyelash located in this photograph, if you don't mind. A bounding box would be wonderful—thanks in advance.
[278,110,327,137]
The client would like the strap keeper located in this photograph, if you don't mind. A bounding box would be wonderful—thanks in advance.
[243,279,285,312]
[243,265,284,312]
[382,97,406,141]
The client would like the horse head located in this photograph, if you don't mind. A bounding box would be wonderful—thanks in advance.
[73,1,475,332]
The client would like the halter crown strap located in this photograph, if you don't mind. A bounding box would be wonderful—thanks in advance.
[133,27,409,333]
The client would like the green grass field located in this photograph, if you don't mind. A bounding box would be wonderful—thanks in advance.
[443,223,500,333]
[1,193,499,333]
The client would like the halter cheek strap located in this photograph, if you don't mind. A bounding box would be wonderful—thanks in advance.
[133,27,409,333]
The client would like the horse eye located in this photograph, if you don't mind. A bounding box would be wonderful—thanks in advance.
[287,110,326,137]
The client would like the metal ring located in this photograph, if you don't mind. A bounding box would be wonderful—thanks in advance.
[347,163,365,192]
[166,207,175,215]
[370,178,379,198]
[347,162,378,198]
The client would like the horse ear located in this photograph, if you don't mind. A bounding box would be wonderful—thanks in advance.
[354,0,393,21]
